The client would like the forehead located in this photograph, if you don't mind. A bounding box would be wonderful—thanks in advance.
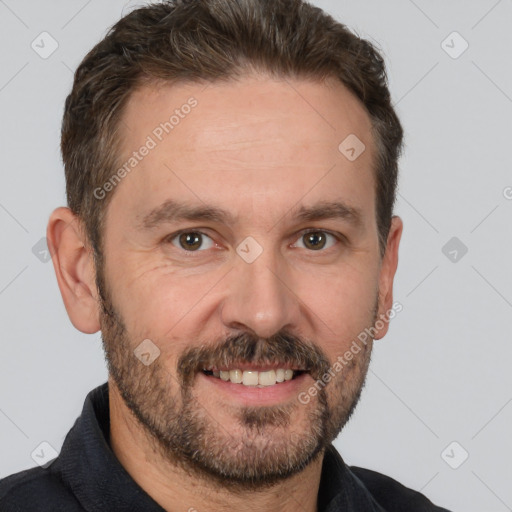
[110,74,376,230]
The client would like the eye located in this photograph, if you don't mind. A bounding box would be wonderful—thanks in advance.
[168,231,215,252]
[293,230,339,251]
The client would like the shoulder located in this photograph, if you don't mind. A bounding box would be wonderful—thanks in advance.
[0,465,83,511]
[349,465,452,512]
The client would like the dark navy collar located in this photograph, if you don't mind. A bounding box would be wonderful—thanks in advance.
[50,382,164,511]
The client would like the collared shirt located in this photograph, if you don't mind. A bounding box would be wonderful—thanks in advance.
[0,382,451,511]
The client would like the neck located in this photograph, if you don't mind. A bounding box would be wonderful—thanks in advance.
[108,379,324,512]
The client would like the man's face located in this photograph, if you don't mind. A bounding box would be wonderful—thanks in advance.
[97,75,385,488]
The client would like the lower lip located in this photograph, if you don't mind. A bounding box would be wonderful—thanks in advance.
[198,371,310,406]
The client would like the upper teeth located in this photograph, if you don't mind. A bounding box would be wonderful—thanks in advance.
[210,369,295,386]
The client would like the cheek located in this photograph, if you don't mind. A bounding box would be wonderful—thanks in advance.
[299,262,379,353]
[108,262,217,347]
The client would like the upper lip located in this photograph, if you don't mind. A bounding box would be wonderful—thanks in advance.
[203,363,305,372]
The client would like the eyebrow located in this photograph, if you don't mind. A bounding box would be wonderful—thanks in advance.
[293,200,364,229]
[137,198,364,231]
[138,199,238,230]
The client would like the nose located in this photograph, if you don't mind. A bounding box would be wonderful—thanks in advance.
[220,247,301,339]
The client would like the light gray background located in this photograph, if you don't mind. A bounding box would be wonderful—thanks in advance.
[1,1,511,511]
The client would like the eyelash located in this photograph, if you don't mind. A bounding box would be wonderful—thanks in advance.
[164,229,345,254]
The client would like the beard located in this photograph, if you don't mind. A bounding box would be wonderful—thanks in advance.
[95,258,377,491]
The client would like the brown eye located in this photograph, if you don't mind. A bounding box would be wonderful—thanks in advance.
[170,231,215,251]
[303,231,327,250]
[294,231,338,251]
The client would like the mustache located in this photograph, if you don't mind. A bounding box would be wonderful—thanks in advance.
[177,331,331,387]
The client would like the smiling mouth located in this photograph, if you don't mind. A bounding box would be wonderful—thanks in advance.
[202,368,307,387]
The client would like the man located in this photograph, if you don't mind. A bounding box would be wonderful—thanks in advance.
[0,0,451,510]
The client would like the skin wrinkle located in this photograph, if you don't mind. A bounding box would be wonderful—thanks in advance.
[98,246,378,491]
[104,78,379,506]
[49,74,403,512]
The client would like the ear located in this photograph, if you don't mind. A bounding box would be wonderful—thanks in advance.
[374,215,403,340]
[46,207,101,334]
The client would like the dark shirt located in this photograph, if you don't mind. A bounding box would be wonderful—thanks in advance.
[0,382,451,511]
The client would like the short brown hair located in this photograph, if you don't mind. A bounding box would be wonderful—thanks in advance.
[61,0,403,265]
